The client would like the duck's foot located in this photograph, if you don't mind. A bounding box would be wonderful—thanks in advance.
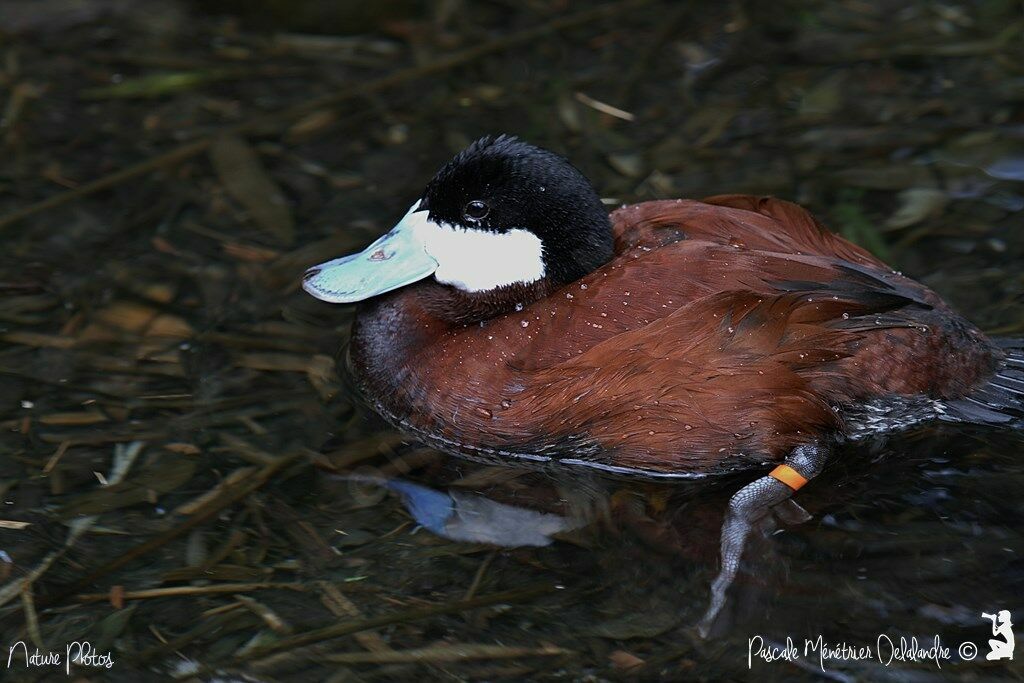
[697,442,828,638]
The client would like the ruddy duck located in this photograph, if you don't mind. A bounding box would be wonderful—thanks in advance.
[303,135,1024,633]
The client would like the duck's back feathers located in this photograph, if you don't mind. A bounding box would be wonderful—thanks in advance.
[611,195,886,269]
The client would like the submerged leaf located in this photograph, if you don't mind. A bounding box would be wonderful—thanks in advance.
[583,610,680,639]
[885,188,948,229]
[348,476,584,547]
[210,135,295,245]
[81,70,237,99]
[985,157,1024,182]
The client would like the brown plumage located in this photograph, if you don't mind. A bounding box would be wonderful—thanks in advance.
[347,196,1002,478]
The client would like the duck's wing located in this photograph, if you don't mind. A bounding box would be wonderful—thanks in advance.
[610,195,887,269]
[513,285,928,474]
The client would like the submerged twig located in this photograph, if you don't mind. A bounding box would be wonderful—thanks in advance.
[20,581,44,649]
[322,643,571,664]
[132,608,252,665]
[39,451,304,606]
[245,583,560,660]
[73,582,311,603]
[317,580,393,655]
[0,440,149,609]
[574,92,636,122]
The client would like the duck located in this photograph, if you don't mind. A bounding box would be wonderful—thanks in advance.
[303,134,1024,634]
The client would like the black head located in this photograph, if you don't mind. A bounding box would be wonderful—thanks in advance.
[419,134,614,287]
[302,135,615,323]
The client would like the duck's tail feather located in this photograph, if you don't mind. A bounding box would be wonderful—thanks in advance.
[944,338,1024,429]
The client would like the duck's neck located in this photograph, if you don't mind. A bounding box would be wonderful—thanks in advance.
[347,279,551,397]
[415,278,556,325]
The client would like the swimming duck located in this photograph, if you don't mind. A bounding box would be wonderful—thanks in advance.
[303,134,1024,633]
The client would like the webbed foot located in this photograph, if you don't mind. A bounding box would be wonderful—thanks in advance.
[697,442,828,637]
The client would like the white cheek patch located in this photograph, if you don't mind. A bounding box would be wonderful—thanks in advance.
[401,203,546,293]
[425,224,545,292]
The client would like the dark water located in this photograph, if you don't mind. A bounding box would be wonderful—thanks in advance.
[0,0,1022,680]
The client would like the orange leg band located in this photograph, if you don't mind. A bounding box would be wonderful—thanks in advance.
[769,464,808,491]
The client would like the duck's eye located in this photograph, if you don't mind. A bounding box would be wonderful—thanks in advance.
[463,200,489,222]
